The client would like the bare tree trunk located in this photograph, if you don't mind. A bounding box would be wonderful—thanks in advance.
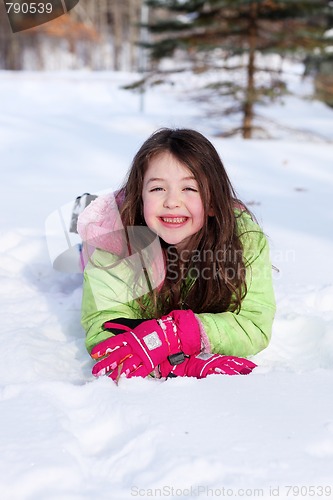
[0,1,23,69]
[112,0,123,70]
[128,0,141,70]
[5,37,22,70]
[243,2,257,139]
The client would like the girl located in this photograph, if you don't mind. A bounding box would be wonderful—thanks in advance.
[79,128,276,380]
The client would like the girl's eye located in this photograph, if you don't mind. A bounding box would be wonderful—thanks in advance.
[148,186,198,192]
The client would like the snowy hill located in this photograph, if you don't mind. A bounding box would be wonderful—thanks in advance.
[0,69,333,500]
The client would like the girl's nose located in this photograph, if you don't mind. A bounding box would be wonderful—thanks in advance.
[163,191,181,209]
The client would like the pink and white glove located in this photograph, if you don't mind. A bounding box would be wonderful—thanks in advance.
[159,352,257,379]
[91,310,202,381]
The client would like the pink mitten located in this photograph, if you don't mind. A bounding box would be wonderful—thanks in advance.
[159,352,257,379]
[91,310,202,381]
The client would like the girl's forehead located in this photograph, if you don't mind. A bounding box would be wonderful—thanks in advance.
[145,151,193,177]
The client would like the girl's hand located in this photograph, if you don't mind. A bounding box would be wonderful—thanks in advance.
[159,352,257,379]
[90,310,202,381]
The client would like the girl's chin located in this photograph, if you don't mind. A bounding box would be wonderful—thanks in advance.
[160,237,181,246]
[160,236,191,251]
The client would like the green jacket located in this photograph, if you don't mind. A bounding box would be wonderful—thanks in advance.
[81,209,276,357]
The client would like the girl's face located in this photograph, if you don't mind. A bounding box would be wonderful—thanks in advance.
[142,152,206,249]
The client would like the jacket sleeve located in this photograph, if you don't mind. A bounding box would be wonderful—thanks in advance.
[81,249,143,353]
[196,214,276,357]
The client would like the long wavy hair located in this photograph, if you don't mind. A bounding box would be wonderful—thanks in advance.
[119,128,252,318]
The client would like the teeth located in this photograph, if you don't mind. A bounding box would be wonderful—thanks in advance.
[162,217,187,223]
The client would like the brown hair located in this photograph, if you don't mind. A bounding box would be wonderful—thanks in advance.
[119,128,251,318]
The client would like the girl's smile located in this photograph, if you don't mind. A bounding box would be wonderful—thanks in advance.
[159,216,188,225]
[142,152,205,247]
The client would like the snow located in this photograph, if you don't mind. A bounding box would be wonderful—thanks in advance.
[0,68,333,500]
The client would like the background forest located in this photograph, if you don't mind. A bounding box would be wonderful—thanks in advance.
[1,0,333,138]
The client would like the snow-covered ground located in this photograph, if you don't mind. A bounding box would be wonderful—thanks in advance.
[0,69,333,500]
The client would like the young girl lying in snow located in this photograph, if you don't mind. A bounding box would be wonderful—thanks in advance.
[78,128,276,381]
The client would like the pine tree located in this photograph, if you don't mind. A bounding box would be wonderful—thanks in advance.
[143,0,333,138]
